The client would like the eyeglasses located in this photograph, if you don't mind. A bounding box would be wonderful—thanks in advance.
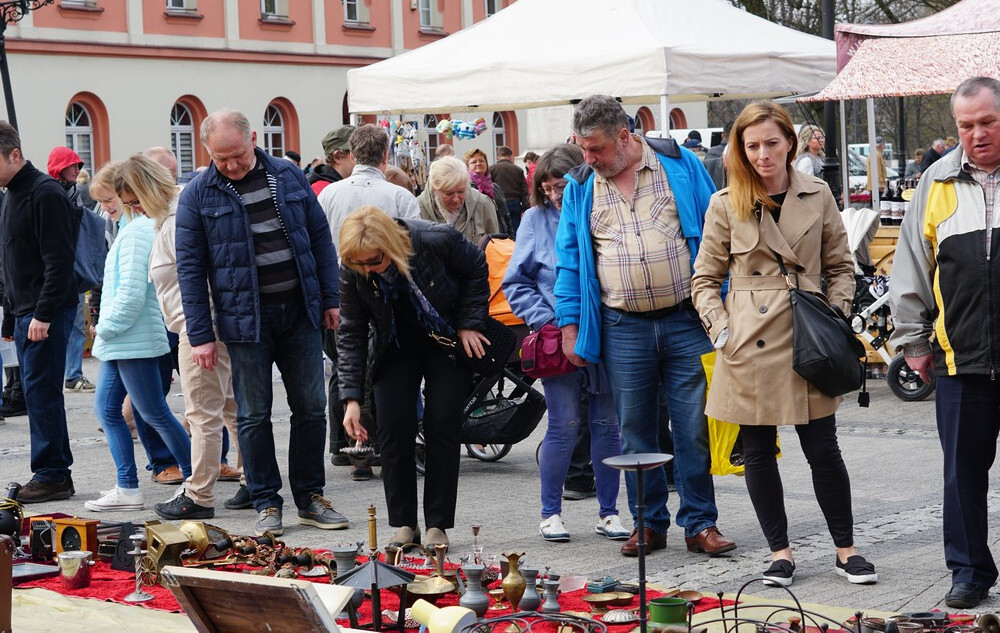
[121,199,142,210]
[351,252,385,268]
[542,182,567,196]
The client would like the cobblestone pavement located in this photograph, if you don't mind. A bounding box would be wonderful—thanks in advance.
[3,357,997,616]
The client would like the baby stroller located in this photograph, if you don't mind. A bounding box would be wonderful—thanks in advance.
[842,207,935,401]
[415,234,547,473]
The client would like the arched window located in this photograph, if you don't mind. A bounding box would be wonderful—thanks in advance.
[634,107,655,136]
[492,112,506,154]
[170,103,195,179]
[262,105,285,157]
[65,102,93,174]
[669,108,688,130]
[424,114,439,157]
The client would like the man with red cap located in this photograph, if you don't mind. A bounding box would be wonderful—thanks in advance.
[46,147,95,395]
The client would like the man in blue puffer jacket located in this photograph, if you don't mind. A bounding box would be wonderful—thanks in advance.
[176,109,343,537]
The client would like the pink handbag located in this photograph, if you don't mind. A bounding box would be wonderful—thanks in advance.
[520,324,575,379]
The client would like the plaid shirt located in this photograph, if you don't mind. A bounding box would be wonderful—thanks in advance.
[961,149,1000,254]
[590,137,691,312]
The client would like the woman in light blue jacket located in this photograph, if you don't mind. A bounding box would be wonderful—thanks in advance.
[502,144,626,544]
[84,163,191,513]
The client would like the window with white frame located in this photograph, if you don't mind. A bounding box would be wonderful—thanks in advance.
[170,103,195,179]
[263,105,285,157]
[65,102,93,174]
[424,114,439,157]
[344,0,370,24]
[166,0,195,10]
[61,0,98,7]
[492,112,505,154]
[261,0,288,19]
[485,0,501,16]
[418,0,441,29]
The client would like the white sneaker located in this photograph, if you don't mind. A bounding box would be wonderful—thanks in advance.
[84,486,144,512]
[595,514,631,540]
[539,515,571,542]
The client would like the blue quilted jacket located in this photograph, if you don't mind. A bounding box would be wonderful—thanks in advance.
[175,149,340,345]
[92,214,169,361]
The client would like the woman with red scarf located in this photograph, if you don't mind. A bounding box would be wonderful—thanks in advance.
[464,148,512,235]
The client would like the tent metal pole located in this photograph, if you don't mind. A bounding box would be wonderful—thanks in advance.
[840,100,850,207]
[659,95,670,131]
[867,98,880,211]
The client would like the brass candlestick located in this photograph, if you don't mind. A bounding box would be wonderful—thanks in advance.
[368,505,377,553]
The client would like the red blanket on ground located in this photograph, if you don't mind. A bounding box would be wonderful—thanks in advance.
[19,558,730,628]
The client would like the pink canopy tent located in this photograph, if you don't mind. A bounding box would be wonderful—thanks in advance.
[805,0,1000,101]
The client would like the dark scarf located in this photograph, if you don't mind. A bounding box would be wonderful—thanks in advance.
[470,171,495,199]
[374,264,453,345]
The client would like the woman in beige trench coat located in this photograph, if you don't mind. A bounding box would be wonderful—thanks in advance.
[691,102,877,588]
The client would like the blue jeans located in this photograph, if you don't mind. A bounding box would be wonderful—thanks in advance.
[131,351,179,474]
[64,295,86,382]
[539,365,621,519]
[226,302,327,512]
[600,303,717,537]
[94,357,191,488]
[15,306,76,482]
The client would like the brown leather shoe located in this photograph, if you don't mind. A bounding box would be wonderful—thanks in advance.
[218,463,242,482]
[620,527,666,557]
[152,465,184,485]
[684,526,736,556]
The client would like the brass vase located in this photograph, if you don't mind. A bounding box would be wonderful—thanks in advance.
[501,551,527,612]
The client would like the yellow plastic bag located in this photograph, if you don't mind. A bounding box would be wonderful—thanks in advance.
[702,351,780,476]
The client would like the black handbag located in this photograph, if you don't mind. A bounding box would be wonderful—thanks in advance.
[773,253,867,399]
[431,317,517,378]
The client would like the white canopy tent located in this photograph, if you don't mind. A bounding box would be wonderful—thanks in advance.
[347,0,836,123]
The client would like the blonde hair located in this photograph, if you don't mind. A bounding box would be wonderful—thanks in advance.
[90,161,125,213]
[339,206,414,278]
[727,101,798,221]
[796,124,823,158]
[113,154,178,227]
[428,156,470,193]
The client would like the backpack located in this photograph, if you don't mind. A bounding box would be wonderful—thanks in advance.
[29,176,108,293]
[476,233,524,327]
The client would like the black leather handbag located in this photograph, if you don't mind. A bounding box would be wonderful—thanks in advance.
[431,316,517,378]
[774,253,866,398]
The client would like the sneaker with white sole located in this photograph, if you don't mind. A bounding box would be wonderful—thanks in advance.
[539,514,571,542]
[595,515,631,540]
[65,376,96,393]
[761,559,795,587]
[835,554,878,584]
[255,506,284,536]
[297,494,349,530]
[84,486,144,512]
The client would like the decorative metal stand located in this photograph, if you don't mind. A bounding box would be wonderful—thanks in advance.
[122,533,154,603]
[465,612,605,633]
[603,453,673,633]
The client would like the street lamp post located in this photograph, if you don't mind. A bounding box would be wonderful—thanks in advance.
[0,0,54,130]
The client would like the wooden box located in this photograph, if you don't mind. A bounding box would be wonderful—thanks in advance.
[161,565,355,633]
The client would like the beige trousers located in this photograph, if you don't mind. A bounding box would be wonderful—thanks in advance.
[178,334,241,506]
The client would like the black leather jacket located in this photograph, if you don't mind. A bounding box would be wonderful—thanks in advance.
[337,219,489,404]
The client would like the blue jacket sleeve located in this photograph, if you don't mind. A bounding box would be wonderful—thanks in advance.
[554,180,584,327]
[502,209,555,331]
[175,183,216,347]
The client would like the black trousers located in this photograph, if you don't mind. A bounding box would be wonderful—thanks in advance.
[373,343,469,529]
[740,415,854,552]
[936,375,1000,587]
[323,329,347,453]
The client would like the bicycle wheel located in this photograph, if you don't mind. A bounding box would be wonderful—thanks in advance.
[415,429,427,476]
[465,443,512,462]
[886,353,935,401]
